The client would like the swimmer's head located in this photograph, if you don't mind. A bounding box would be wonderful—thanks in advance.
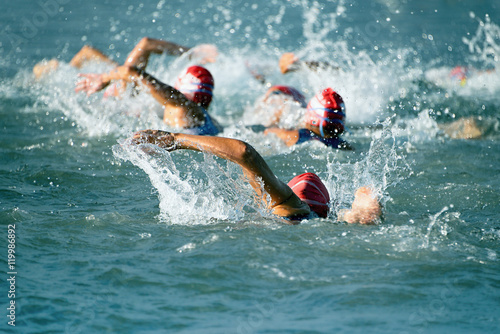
[304,88,345,138]
[287,172,330,218]
[174,65,214,108]
[449,66,468,86]
[264,85,307,107]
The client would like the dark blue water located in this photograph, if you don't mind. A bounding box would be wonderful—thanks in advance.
[1,1,500,333]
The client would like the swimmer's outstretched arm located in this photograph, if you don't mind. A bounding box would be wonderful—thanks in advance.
[125,37,218,70]
[75,65,189,106]
[264,128,300,146]
[279,52,338,74]
[34,45,117,80]
[132,130,310,219]
[125,37,190,70]
[70,45,118,68]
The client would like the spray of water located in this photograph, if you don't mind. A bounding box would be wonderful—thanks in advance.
[426,14,500,100]
[464,13,500,69]
[25,61,167,137]
[422,205,450,249]
[326,117,409,217]
[112,139,263,225]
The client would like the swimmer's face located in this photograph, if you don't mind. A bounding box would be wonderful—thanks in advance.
[305,119,344,138]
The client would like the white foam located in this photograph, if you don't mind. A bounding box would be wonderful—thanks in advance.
[113,140,262,225]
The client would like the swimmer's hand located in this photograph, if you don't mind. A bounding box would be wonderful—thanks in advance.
[75,73,110,96]
[338,187,382,225]
[189,44,218,64]
[132,130,178,151]
[103,80,127,99]
[279,52,299,74]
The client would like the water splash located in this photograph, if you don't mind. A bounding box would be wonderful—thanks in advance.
[241,93,306,128]
[392,110,441,143]
[426,15,500,101]
[463,13,500,69]
[300,0,345,53]
[397,16,500,142]
[16,0,428,140]
[327,117,409,216]
[420,205,460,250]
[279,40,421,125]
[112,139,261,225]
[27,61,167,137]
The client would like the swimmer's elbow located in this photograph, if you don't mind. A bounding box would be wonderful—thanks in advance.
[233,140,260,166]
[137,37,152,49]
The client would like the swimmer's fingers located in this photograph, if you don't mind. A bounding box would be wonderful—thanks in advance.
[131,130,159,145]
[157,132,177,151]
[132,130,177,151]
[75,81,91,94]
[75,73,109,95]
[279,52,299,74]
[75,74,97,95]
[103,80,126,98]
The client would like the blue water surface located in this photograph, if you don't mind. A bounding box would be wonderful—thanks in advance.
[1,1,500,333]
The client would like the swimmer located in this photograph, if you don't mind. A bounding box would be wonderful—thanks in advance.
[449,66,469,86]
[131,130,381,224]
[263,87,353,150]
[448,65,496,87]
[103,37,216,98]
[75,64,222,135]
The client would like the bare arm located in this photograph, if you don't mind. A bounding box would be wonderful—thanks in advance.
[125,37,191,70]
[75,65,189,106]
[125,37,218,70]
[132,130,310,218]
[33,59,60,79]
[131,131,382,223]
[279,52,338,74]
[264,128,300,146]
[34,45,116,80]
[70,45,117,68]
[121,67,190,108]
[75,66,206,127]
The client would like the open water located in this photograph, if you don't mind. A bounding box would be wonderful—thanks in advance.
[1,0,500,333]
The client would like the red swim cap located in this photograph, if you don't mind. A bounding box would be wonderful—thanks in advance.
[174,66,214,107]
[305,88,345,138]
[266,85,307,107]
[287,173,330,218]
